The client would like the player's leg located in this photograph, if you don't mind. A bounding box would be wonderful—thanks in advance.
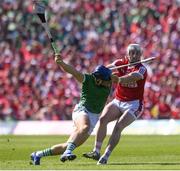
[30,126,83,165]
[61,107,101,162]
[83,100,121,160]
[106,111,136,151]
[94,102,121,152]
[30,139,70,165]
[64,114,90,153]
[98,109,138,164]
[60,112,90,162]
[30,109,91,165]
[50,143,67,155]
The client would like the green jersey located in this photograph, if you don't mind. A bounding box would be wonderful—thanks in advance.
[78,74,111,114]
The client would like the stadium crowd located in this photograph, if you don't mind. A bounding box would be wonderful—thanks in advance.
[0,0,179,121]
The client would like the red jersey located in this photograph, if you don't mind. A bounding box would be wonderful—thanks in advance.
[113,59,147,102]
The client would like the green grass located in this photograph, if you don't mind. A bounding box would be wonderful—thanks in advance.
[0,135,180,170]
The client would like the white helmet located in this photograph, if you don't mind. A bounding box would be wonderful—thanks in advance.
[127,44,142,63]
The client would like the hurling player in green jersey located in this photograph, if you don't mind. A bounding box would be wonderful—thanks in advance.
[30,53,119,165]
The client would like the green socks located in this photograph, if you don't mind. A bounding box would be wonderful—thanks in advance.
[64,142,76,154]
[36,148,52,158]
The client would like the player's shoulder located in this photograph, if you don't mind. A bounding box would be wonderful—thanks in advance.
[136,64,147,74]
[135,63,146,69]
[84,73,93,79]
[112,58,128,66]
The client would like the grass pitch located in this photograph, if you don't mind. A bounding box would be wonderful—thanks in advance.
[0,135,180,170]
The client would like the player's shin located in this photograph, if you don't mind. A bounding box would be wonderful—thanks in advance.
[51,143,67,155]
[36,148,53,158]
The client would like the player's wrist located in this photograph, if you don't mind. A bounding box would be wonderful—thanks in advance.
[55,54,63,64]
[118,77,123,83]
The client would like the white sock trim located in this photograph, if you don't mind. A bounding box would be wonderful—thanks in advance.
[93,141,102,153]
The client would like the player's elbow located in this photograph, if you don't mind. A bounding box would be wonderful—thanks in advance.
[111,75,119,83]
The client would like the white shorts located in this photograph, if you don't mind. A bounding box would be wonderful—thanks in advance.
[72,105,99,135]
[112,99,143,119]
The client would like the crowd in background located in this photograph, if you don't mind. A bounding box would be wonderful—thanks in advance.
[0,0,179,121]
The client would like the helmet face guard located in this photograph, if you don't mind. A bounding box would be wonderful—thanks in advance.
[127,44,142,63]
[92,65,112,81]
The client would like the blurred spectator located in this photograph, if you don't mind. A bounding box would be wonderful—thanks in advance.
[0,0,179,120]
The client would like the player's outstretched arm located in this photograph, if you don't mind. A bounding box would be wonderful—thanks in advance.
[118,72,143,84]
[110,71,143,84]
[55,54,84,83]
[110,74,119,83]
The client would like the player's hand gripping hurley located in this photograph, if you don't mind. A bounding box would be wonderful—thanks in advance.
[34,1,59,54]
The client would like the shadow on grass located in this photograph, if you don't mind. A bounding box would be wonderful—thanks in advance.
[108,162,180,166]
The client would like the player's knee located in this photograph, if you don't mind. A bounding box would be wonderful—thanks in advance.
[99,115,109,125]
[115,120,131,132]
[114,125,124,133]
[62,143,68,149]
[79,124,90,134]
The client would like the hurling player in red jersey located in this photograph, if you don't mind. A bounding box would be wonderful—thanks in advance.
[83,44,148,165]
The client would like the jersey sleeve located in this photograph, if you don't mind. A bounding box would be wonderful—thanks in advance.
[112,59,124,66]
[137,66,147,77]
